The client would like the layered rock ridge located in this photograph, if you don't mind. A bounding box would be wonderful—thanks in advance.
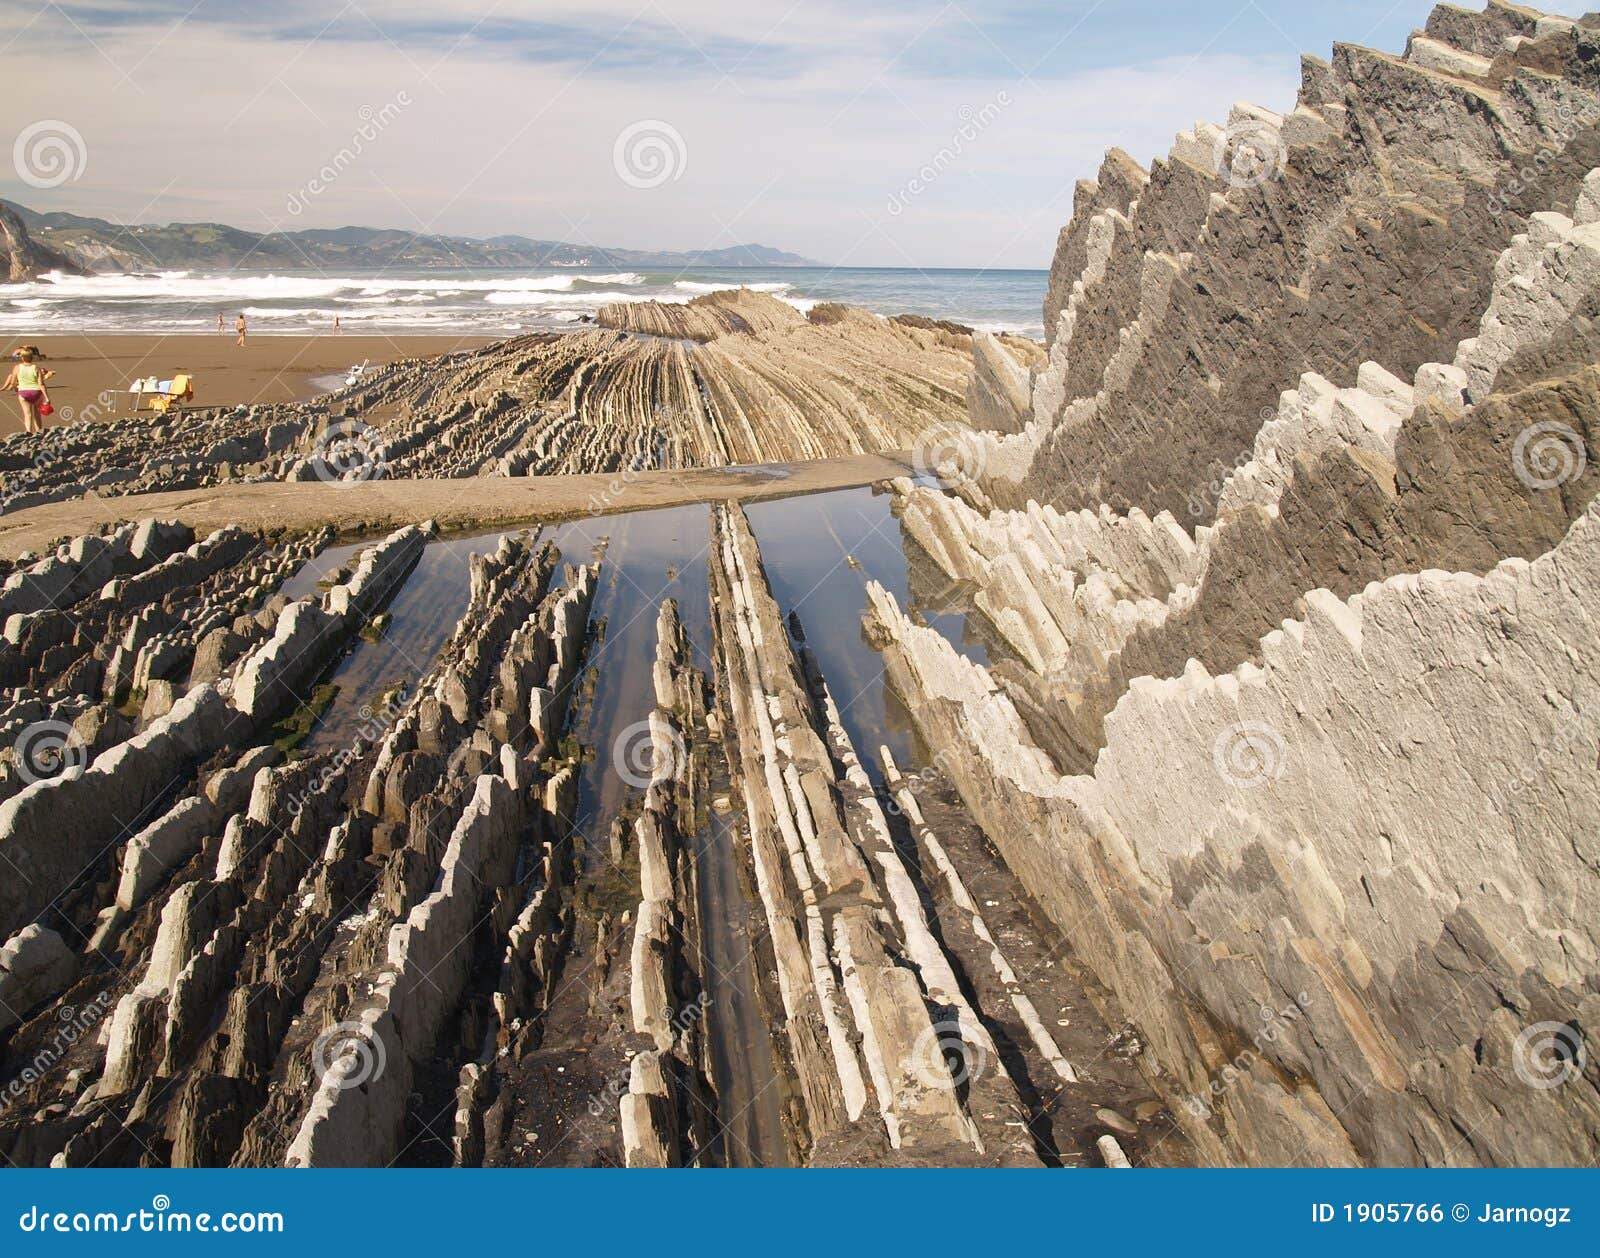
[980,2,1599,523]
[863,2,1600,1166]
[3,290,1035,513]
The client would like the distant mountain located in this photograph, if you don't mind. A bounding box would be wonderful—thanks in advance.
[0,202,824,273]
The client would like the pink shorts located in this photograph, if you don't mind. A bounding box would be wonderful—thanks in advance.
[17,389,43,404]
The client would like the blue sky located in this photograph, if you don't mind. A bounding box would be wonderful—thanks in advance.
[1,1,1590,268]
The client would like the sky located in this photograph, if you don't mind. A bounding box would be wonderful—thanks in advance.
[1,1,1591,268]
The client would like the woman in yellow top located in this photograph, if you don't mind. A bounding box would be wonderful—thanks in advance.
[4,348,53,434]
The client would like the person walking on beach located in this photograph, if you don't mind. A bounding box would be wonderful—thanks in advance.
[235,313,247,347]
[333,315,342,336]
[5,348,54,434]
[217,311,225,335]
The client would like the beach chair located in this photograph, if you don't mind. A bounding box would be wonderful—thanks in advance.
[136,373,196,414]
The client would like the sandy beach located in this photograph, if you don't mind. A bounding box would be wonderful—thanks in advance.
[0,333,491,435]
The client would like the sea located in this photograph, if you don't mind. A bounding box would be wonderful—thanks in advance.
[0,266,1049,340]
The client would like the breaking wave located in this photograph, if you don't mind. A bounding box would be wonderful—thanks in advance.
[0,266,1046,338]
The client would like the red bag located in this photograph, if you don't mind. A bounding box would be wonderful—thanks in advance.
[37,402,54,417]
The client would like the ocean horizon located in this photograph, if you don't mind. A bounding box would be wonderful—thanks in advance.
[0,264,1050,341]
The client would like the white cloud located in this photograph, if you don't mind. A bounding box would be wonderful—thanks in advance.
[0,2,1398,265]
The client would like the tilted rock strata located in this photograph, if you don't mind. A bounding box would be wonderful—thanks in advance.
[900,166,1600,774]
[866,499,1600,1166]
[620,599,715,1168]
[0,409,310,517]
[2,290,1031,510]
[709,503,1036,1166]
[967,330,1044,434]
[899,361,1598,771]
[284,539,595,1167]
[597,287,811,341]
[861,4,1600,1166]
[0,520,384,939]
[0,525,606,1169]
[978,5,1599,522]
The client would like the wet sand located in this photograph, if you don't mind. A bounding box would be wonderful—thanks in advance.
[0,452,916,558]
[0,333,492,434]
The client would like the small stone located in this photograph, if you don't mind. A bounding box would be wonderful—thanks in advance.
[1096,1107,1138,1135]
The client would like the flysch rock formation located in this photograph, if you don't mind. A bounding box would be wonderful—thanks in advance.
[0,263,1077,1168]
[6,0,1595,1174]
[973,2,1600,524]
[0,509,614,1168]
[0,288,1035,515]
[280,540,596,1167]
[0,484,1175,1167]
[0,523,424,943]
[867,501,1600,1166]
[861,2,1600,1166]
[619,599,715,1167]
[707,502,1147,1166]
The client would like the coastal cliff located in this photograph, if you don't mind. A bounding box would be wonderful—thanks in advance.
[0,203,82,282]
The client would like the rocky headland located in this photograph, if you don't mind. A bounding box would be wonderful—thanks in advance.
[0,203,82,283]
